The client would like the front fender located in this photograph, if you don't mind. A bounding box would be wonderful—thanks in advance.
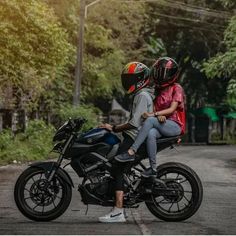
[29,161,74,188]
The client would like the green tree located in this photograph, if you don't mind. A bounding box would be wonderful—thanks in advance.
[46,0,146,104]
[144,0,234,109]
[0,0,73,110]
[203,16,236,111]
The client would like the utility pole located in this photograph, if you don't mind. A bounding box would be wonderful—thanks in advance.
[73,0,86,106]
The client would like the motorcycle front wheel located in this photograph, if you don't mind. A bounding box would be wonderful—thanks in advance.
[145,162,203,221]
[14,166,72,221]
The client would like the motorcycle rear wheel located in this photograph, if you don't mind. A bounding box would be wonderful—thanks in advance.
[14,166,72,221]
[145,162,203,221]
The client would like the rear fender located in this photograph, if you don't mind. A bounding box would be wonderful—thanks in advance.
[29,161,74,188]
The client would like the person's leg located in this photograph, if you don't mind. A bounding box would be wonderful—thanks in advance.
[140,128,161,177]
[99,134,133,222]
[112,162,125,207]
[146,128,161,170]
[113,134,133,208]
[116,191,124,208]
[131,117,159,152]
[99,162,126,223]
[115,117,161,162]
[142,121,181,177]
[115,118,181,163]
[156,119,181,137]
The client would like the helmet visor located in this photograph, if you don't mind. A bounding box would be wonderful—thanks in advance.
[121,71,146,91]
[155,67,177,83]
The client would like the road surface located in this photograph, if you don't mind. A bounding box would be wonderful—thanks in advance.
[0,145,236,234]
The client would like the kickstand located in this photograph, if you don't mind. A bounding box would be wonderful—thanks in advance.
[85,204,89,215]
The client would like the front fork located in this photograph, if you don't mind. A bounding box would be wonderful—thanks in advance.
[47,134,75,182]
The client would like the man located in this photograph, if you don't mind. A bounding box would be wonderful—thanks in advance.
[98,62,154,223]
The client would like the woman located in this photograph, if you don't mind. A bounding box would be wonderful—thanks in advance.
[115,57,186,178]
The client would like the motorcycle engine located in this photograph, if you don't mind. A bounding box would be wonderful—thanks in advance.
[85,175,114,200]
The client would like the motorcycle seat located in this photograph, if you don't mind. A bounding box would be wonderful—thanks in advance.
[156,136,181,144]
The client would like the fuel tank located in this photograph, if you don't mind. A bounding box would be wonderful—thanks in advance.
[77,128,120,145]
[65,128,120,159]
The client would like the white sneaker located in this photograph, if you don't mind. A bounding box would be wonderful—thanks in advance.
[98,208,126,223]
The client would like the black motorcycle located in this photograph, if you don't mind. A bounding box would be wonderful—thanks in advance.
[14,118,203,222]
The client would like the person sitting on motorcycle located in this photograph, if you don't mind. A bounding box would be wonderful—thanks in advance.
[98,62,155,223]
[115,57,186,178]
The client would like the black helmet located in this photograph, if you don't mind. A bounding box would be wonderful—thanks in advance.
[150,57,179,88]
[121,62,150,94]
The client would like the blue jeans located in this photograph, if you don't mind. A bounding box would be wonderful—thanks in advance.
[131,117,181,170]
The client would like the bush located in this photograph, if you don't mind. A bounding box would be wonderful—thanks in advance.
[0,104,102,165]
[0,129,13,150]
[56,103,102,131]
[0,120,55,165]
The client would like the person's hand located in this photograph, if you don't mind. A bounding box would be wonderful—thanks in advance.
[99,123,113,131]
[142,112,154,119]
[157,115,166,123]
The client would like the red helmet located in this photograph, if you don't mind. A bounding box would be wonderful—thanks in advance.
[121,62,150,94]
[150,57,179,89]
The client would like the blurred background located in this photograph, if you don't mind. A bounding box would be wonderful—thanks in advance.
[0,0,236,164]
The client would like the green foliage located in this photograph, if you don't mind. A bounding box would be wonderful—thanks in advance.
[46,0,145,102]
[0,120,55,165]
[216,0,236,8]
[203,16,236,79]
[203,16,236,110]
[82,23,125,101]
[56,104,101,131]
[0,130,13,150]
[0,0,73,110]
[87,0,146,57]
[146,37,167,60]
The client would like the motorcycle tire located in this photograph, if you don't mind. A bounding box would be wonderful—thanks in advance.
[145,162,203,221]
[14,166,72,221]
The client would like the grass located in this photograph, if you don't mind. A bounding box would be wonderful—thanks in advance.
[0,120,55,166]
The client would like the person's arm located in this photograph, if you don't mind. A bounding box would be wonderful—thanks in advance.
[100,93,150,132]
[112,123,135,132]
[128,93,150,128]
[154,101,178,116]
[99,122,135,132]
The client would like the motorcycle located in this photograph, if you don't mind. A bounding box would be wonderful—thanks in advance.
[14,118,203,222]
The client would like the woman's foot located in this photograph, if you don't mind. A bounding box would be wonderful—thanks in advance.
[115,149,135,162]
[141,167,157,178]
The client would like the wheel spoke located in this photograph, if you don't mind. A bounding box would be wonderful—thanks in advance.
[24,188,31,193]
[168,202,174,212]
[175,173,179,180]
[183,195,191,204]
[39,173,43,180]
[24,196,32,201]
[156,198,167,204]
[52,199,56,208]
[183,190,192,193]
[33,203,41,210]
[32,176,37,184]
[55,195,62,200]
[177,202,180,212]
[179,179,188,184]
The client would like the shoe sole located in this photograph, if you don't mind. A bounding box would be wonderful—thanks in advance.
[98,218,126,223]
[114,157,135,163]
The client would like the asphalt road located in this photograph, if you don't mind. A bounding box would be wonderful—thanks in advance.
[0,145,236,235]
